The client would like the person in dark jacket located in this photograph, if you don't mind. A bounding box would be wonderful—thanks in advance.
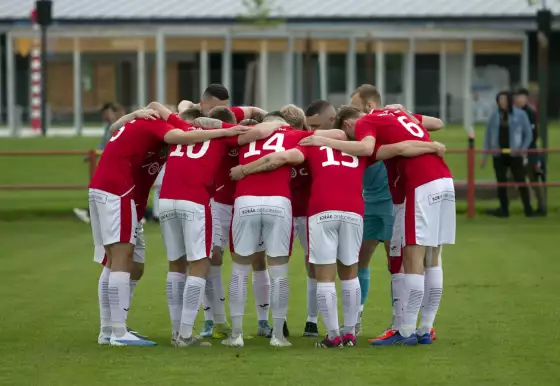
[515,88,545,215]
[481,91,533,217]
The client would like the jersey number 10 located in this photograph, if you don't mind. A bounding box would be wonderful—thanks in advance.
[169,141,211,159]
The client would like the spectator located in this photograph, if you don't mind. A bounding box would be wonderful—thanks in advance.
[515,88,546,216]
[73,102,125,224]
[481,91,533,218]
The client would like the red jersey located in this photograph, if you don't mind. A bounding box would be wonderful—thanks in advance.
[290,162,311,217]
[235,127,312,199]
[383,159,405,205]
[135,147,168,218]
[89,118,173,199]
[229,107,245,123]
[356,110,451,191]
[211,107,245,205]
[297,145,369,216]
[160,131,235,206]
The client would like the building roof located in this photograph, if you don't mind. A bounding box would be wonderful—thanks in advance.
[0,0,558,22]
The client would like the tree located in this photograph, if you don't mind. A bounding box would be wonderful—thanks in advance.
[237,0,283,28]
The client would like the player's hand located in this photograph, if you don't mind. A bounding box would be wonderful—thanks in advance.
[384,104,405,111]
[433,141,446,157]
[134,109,160,120]
[230,165,246,181]
[226,125,251,136]
[299,135,326,147]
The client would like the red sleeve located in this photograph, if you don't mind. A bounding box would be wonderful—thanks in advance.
[297,130,314,141]
[151,119,175,140]
[222,122,236,129]
[229,107,245,123]
[295,145,308,158]
[372,143,383,162]
[354,117,376,141]
[412,113,423,123]
[167,114,191,131]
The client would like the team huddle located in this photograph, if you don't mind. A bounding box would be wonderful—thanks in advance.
[88,83,456,348]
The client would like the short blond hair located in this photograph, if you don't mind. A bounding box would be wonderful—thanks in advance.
[354,84,382,106]
[280,104,306,130]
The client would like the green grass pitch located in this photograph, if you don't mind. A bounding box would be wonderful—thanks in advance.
[0,125,559,385]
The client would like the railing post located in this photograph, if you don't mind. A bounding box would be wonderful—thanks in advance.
[467,134,475,219]
[88,149,97,182]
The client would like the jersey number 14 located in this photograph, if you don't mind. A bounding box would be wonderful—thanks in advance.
[244,133,285,158]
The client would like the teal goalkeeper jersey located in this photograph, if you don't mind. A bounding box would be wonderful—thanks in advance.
[362,162,393,216]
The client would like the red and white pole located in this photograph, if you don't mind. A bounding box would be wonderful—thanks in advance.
[30,9,41,132]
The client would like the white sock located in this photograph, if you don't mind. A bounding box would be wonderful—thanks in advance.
[391,273,405,331]
[202,283,214,323]
[108,271,131,338]
[98,267,111,336]
[269,264,289,340]
[341,278,361,336]
[179,276,206,338]
[252,269,270,322]
[316,282,339,339]
[306,278,318,323]
[229,262,251,337]
[400,274,424,338]
[166,272,186,335]
[126,279,138,321]
[208,265,226,324]
[418,266,443,335]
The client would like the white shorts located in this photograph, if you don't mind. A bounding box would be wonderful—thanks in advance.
[308,211,363,266]
[231,195,293,258]
[293,216,308,256]
[93,222,146,264]
[210,199,233,250]
[404,178,456,247]
[159,199,212,262]
[89,188,138,247]
[389,203,405,257]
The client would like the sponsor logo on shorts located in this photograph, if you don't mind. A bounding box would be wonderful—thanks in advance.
[428,190,456,205]
[177,210,195,221]
[88,190,108,204]
[158,210,177,222]
[316,212,362,225]
[239,205,285,218]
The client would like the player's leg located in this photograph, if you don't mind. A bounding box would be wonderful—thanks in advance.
[96,191,155,346]
[176,200,213,347]
[159,199,187,344]
[252,251,272,337]
[338,212,363,347]
[309,212,342,348]
[418,246,443,344]
[357,235,378,335]
[262,196,293,347]
[125,236,149,340]
[295,216,319,337]
[89,194,112,344]
[222,196,261,347]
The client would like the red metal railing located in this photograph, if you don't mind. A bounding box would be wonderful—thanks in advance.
[0,147,557,219]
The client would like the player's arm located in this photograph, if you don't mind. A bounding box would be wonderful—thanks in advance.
[108,108,160,134]
[312,129,347,140]
[299,135,374,157]
[164,126,249,145]
[238,106,268,120]
[375,141,446,161]
[230,148,305,181]
[419,115,444,131]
